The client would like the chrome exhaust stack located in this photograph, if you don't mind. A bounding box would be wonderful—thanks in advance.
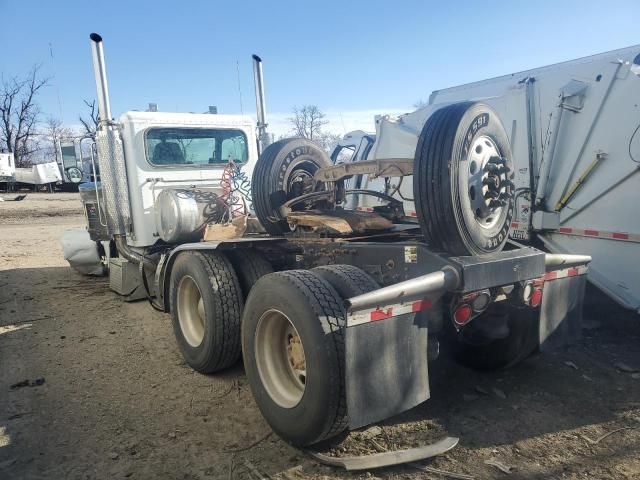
[89,33,131,237]
[89,33,112,124]
[252,54,270,154]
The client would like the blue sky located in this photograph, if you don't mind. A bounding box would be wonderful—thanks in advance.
[2,0,639,136]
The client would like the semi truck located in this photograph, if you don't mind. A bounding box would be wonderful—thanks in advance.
[56,139,92,189]
[70,33,592,448]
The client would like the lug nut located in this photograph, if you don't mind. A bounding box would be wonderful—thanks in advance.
[485,191,499,200]
[484,177,498,187]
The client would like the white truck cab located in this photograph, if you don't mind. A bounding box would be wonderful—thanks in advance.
[117,111,258,247]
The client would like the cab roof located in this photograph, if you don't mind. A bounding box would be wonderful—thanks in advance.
[118,111,254,129]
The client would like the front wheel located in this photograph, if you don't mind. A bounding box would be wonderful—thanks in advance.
[242,270,348,446]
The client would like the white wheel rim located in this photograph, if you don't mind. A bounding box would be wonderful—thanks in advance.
[177,275,205,347]
[466,135,508,230]
[254,309,306,409]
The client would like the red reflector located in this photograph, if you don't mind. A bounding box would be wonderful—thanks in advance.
[370,308,393,321]
[453,304,473,326]
[530,288,543,307]
[412,299,432,312]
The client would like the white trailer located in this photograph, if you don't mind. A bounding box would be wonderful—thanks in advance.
[14,161,63,186]
[346,46,640,312]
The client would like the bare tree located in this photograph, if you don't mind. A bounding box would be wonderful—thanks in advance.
[316,131,342,153]
[413,99,428,109]
[0,65,49,167]
[45,117,76,161]
[79,99,99,137]
[289,105,328,141]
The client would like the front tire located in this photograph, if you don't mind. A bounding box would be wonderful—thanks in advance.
[242,270,347,446]
[170,251,243,373]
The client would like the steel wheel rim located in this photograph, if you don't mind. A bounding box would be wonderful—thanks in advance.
[466,135,508,230]
[254,309,306,409]
[177,275,205,347]
[285,161,321,210]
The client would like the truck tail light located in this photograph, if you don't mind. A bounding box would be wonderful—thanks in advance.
[529,287,543,307]
[522,277,544,307]
[453,304,473,326]
[452,289,492,328]
[470,290,491,312]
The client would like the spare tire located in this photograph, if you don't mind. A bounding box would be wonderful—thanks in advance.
[252,138,331,236]
[414,102,515,255]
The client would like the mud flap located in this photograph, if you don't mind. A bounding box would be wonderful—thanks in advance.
[539,267,588,351]
[345,312,429,429]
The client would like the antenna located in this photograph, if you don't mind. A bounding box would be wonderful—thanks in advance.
[49,42,64,120]
[339,113,347,135]
[236,60,244,115]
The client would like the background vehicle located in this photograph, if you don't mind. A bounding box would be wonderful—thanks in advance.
[67,33,591,448]
[13,160,62,191]
[56,139,93,189]
[344,46,640,312]
[0,152,15,186]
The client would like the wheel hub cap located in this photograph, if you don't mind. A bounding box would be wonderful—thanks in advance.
[467,135,512,229]
[177,276,205,347]
[255,310,306,409]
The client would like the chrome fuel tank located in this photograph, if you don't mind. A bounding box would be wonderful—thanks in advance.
[154,188,221,243]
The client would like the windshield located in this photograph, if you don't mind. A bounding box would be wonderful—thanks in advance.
[146,127,248,166]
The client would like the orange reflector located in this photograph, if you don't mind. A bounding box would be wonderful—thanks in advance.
[453,304,473,326]
[530,288,543,308]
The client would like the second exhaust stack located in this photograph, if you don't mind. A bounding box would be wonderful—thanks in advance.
[252,54,270,154]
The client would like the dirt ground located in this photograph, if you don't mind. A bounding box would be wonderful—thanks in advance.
[0,193,639,480]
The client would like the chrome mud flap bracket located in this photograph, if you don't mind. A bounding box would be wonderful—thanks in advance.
[539,254,591,351]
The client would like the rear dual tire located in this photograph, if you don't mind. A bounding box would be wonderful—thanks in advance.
[454,303,540,370]
[170,250,273,373]
[170,251,243,373]
[242,265,379,446]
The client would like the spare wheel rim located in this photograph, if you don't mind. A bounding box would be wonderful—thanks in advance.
[465,135,508,230]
